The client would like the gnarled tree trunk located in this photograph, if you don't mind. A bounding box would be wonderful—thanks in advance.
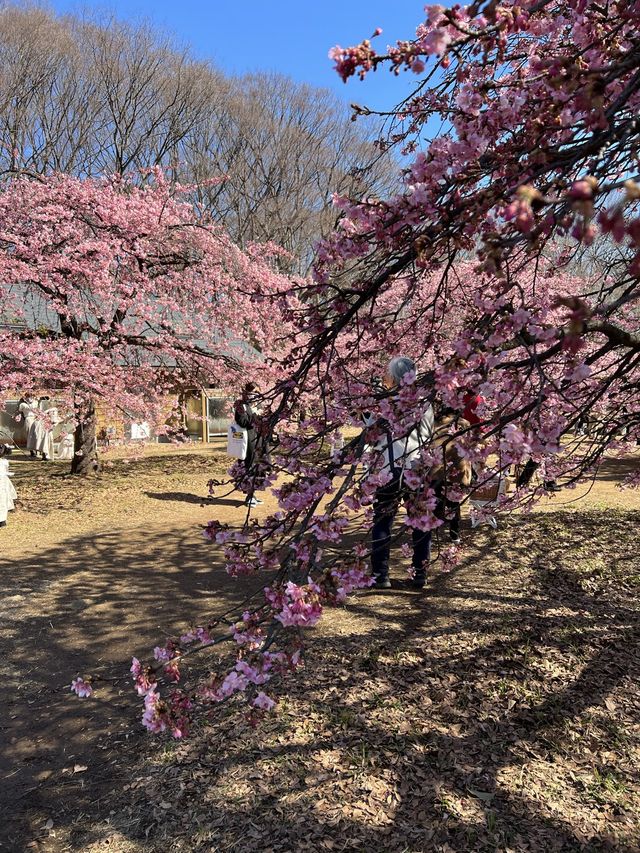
[71,400,99,474]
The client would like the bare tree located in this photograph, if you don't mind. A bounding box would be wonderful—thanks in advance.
[0,5,394,270]
[184,73,393,269]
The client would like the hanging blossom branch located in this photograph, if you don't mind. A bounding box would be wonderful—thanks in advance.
[70,0,640,735]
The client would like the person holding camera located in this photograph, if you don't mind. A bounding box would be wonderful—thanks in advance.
[233,382,264,508]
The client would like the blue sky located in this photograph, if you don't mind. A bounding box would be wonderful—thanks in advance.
[50,1,424,110]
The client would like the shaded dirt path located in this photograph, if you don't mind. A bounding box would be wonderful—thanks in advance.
[1,449,639,852]
[1,446,251,849]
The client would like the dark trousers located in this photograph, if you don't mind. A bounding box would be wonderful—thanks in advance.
[244,436,256,471]
[243,435,257,495]
[371,474,432,582]
[434,483,460,538]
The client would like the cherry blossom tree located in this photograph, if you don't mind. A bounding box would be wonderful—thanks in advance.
[0,6,393,273]
[0,170,296,473]
[74,0,639,733]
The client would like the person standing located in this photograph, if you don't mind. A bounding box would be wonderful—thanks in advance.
[430,411,473,543]
[30,397,54,461]
[17,392,39,457]
[0,446,17,527]
[369,357,435,590]
[462,390,483,427]
[234,382,263,508]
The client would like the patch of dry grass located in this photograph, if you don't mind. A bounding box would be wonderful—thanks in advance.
[1,447,638,853]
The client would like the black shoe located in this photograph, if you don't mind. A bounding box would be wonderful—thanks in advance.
[30,451,36,458]
[0,520,6,528]
[449,531,461,543]
[373,577,391,590]
[544,481,561,492]
[409,574,426,590]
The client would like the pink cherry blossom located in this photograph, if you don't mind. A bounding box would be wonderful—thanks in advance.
[252,691,276,711]
[70,677,93,698]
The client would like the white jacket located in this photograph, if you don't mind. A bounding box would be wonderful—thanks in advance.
[365,403,435,473]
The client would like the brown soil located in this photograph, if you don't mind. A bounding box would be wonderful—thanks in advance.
[1,445,639,852]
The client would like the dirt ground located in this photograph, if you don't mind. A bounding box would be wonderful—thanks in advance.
[1,443,639,852]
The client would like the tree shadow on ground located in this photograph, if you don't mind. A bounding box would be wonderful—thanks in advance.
[143,491,248,508]
[0,522,260,850]
[2,508,638,851]
[108,510,635,852]
[144,491,212,505]
[579,455,639,483]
